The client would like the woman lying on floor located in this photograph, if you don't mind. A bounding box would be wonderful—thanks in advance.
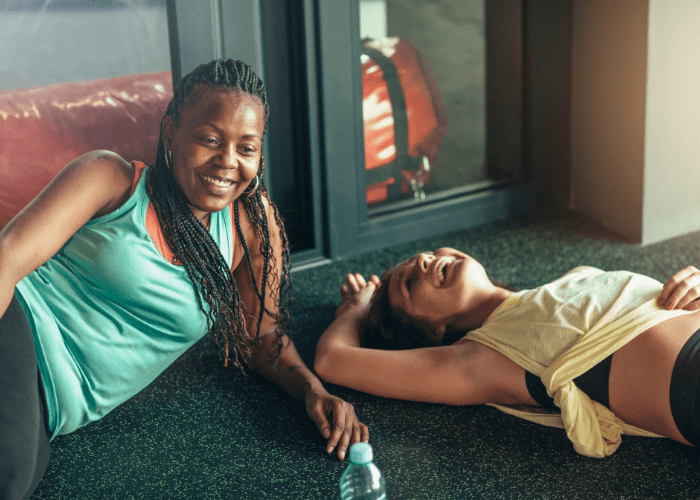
[314,247,700,457]
[0,59,367,500]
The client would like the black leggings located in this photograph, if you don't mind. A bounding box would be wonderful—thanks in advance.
[0,294,51,500]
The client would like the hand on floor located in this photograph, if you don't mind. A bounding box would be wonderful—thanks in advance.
[305,387,369,460]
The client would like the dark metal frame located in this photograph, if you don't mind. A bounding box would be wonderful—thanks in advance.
[318,0,535,261]
[167,0,327,269]
[166,0,535,267]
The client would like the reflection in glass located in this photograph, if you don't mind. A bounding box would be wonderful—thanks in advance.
[0,0,171,91]
[0,1,173,228]
[360,0,517,213]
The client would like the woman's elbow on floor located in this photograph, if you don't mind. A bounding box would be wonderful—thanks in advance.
[313,347,349,386]
[313,349,332,382]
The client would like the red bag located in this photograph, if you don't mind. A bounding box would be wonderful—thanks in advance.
[0,72,172,229]
[362,38,447,205]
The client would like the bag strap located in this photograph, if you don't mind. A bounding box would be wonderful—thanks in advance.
[362,43,411,199]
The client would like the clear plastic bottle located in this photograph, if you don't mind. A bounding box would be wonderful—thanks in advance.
[339,442,387,500]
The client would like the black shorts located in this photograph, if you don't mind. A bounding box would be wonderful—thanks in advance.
[670,326,700,446]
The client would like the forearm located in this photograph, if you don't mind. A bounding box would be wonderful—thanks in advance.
[314,309,364,380]
[249,331,324,401]
[250,327,369,460]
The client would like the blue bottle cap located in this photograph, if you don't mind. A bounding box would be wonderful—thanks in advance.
[348,442,374,464]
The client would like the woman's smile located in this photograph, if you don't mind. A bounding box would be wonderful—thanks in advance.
[198,172,238,195]
[388,247,498,332]
[162,89,266,220]
[434,256,456,286]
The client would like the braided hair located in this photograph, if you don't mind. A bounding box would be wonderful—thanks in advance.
[147,59,292,372]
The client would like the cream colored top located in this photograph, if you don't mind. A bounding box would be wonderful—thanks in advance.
[466,266,691,457]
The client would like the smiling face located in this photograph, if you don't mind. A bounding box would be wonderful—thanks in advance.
[162,87,266,221]
[387,247,492,334]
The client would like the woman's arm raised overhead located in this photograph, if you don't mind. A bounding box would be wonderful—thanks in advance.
[0,150,134,316]
[314,273,486,406]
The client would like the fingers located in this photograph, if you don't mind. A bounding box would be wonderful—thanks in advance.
[308,392,369,460]
[325,399,353,460]
[310,406,333,441]
[659,266,700,310]
[345,273,374,293]
[355,422,370,445]
[340,283,350,301]
[658,267,694,307]
[324,399,370,460]
[345,273,360,293]
[684,300,700,312]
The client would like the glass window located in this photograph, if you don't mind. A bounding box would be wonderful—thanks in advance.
[0,0,173,229]
[0,0,171,91]
[359,0,519,215]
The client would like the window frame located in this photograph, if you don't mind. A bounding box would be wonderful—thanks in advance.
[168,0,536,266]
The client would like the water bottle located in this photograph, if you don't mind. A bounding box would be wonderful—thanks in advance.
[339,442,387,500]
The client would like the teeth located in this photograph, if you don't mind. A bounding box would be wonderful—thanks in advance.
[438,259,453,284]
[201,174,233,187]
[439,262,448,283]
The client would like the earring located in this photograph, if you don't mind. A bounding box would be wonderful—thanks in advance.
[244,175,260,195]
[164,150,172,169]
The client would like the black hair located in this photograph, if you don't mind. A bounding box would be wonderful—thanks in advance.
[361,268,506,350]
[146,59,291,372]
[361,269,446,350]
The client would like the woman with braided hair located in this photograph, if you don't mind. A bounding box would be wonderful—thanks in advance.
[0,59,367,500]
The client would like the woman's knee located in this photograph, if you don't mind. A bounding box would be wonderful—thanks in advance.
[0,437,50,500]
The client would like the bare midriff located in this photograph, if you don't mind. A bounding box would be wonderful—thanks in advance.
[473,310,700,446]
[609,309,700,445]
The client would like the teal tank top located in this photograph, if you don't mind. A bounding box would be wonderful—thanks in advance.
[15,163,234,438]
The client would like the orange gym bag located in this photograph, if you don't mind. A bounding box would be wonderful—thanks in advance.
[362,38,447,205]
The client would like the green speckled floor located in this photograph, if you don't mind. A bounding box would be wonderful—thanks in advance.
[32,213,700,499]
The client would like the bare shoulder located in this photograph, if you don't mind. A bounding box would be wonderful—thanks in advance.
[0,151,136,284]
[62,151,135,217]
[71,150,134,186]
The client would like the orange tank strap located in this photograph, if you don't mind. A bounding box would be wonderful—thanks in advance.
[131,161,236,268]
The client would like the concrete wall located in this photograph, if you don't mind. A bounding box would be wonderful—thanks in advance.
[568,0,700,244]
[570,0,648,242]
[643,0,700,244]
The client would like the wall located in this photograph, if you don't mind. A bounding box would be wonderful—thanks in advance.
[642,0,700,244]
[527,0,572,209]
[570,0,648,242]
[568,0,700,244]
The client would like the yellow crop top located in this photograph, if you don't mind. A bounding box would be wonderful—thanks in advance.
[466,266,692,457]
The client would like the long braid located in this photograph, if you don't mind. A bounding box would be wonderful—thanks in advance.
[147,59,291,372]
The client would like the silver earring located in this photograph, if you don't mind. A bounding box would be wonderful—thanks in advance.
[164,150,172,169]
[245,175,260,195]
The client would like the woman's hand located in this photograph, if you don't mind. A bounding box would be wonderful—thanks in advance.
[305,385,369,460]
[335,273,381,319]
[658,266,700,311]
